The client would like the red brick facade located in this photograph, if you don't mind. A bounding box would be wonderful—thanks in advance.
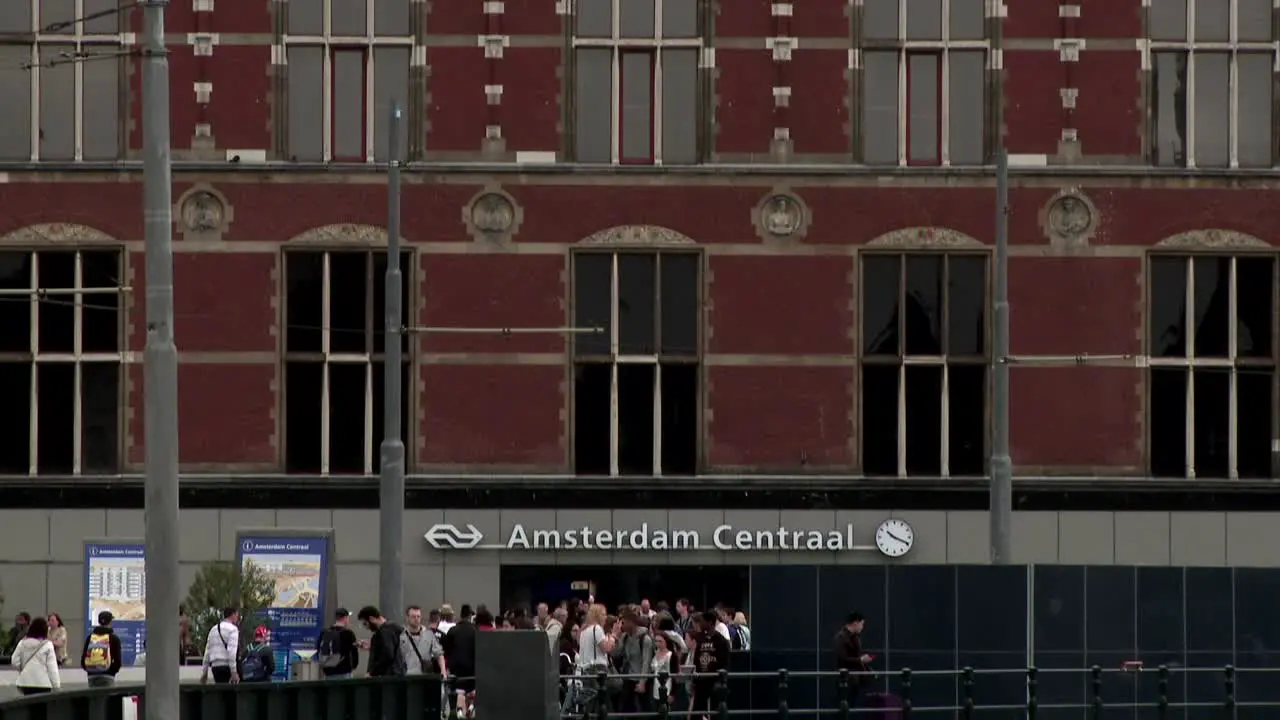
[0,0,1276,478]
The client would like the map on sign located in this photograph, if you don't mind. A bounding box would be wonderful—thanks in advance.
[245,554,322,609]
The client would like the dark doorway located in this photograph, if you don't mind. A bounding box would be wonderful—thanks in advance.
[501,565,750,616]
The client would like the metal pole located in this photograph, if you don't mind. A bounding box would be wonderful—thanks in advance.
[140,0,180,717]
[379,102,405,616]
[990,148,1012,564]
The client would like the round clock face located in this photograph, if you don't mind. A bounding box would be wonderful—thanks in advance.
[875,518,914,558]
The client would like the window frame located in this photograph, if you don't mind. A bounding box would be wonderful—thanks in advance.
[858,250,992,478]
[0,247,125,476]
[280,248,414,476]
[282,0,412,163]
[570,249,703,477]
[860,0,990,167]
[571,0,704,165]
[0,0,127,162]
[1147,0,1278,169]
[1145,252,1280,479]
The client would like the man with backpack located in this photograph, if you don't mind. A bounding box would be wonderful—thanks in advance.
[357,606,407,677]
[239,626,276,683]
[315,608,359,679]
[81,611,122,688]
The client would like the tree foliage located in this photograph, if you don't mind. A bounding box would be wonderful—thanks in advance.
[183,560,277,653]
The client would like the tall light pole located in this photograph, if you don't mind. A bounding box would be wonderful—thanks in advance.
[379,103,406,617]
[989,15,1013,565]
[140,0,180,716]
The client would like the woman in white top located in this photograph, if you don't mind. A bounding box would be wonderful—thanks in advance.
[13,616,61,695]
[650,632,677,707]
[576,603,614,674]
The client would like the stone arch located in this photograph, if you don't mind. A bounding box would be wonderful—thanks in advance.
[577,225,698,246]
[285,223,398,245]
[865,227,984,248]
[1154,229,1270,250]
[0,223,117,244]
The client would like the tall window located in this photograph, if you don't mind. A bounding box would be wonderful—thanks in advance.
[1149,0,1275,168]
[1148,255,1277,479]
[572,251,700,476]
[861,253,988,477]
[284,0,411,162]
[861,0,987,166]
[283,250,412,474]
[0,0,124,161]
[0,249,123,475]
[573,0,702,164]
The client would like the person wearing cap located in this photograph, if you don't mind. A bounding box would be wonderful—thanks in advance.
[239,626,275,682]
[316,607,359,678]
[81,610,123,687]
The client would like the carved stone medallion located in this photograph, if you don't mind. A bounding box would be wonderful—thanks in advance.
[1042,189,1097,250]
[463,186,523,244]
[174,185,232,241]
[752,189,810,242]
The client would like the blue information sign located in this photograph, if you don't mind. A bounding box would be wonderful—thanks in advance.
[84,543,147,667]
[236,536,329,681]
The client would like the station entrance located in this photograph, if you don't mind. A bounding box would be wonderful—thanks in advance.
[500,565,750,614]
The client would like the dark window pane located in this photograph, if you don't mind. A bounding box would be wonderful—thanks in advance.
[1086,566,1136,652]
[1236,256,1274,358]
[1192,256,1229,357]
[1237,369,1274,479]
[1194,0,1229,40]
[660,49,699,164]
[904,255,942,354]
[618,253,656,355]
[947,255,985,355]
[285,253,324,353]
[0,45,31,161]
[660,362,698,475]
[1193,368,1230,478]
[1239,0,1273,41]
[1193,52,1230,168]
[1034,566,1085,651]
[36,362,74,474]
[907,54,940,164]
[285,362,323,473]
[372,48,410,162]
[863,0,898,39]
[1136,567,1183,653]
[575,49,614,163]
[81,362,119,474]
[0,0,31,32]
[618,363,655,475]
[1186,567,1232,652]
[371,361,411,466]
[905,364,942,475]
[662,0,697,38]
[659,253,698,356]
[620,52,653,162]
[862,51,900,164]
[861,364,899,475]
[905,0,942,39]
[81,250,120,289]
[1149,368,1188,478]
[328,252,370,354]
[1149,257,1188,358]
[82,291,119,354]
[576,0,612,37]
[574,362,611,474]
[328,362,368,474]
[332,0,366,34]
[1237,52,1273,168]
[619,0,655,37]
[862,255,900,355]
[287,46,325,161]
[288,0,322,33]
[39,44,75,159]
[333,49,366,159]
[574,253,612,356]
[958,566,1026,652]
[948,363,985,476]
[374,0,410,36]
[37,252,75,354]
[1152,52,1188,167]
[0,253,32,353]
[1150,0,1187,40]
[0,363,31,472]
[1235,568,1280,664]
[947,51,985,165]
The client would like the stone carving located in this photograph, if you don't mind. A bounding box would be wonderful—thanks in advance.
[287,224,392,245]
[578,225,696,246]
[0,223,115,244]
[866,227,983,248]
[1156,229,1269,249]
[1043,190,1097,249]
[462,186,523,244]
[752,189,810,242]
[174,185,233,241]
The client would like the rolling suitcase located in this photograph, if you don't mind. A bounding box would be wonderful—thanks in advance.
[862,692,903,720]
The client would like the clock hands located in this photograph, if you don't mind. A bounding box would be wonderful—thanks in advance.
[886,531,909,544]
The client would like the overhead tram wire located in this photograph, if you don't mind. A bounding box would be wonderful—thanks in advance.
[1,1,142,72]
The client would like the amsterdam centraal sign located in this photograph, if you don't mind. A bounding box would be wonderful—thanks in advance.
[423,518,914,557]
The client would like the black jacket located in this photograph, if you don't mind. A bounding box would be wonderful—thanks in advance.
[691,630,731,676]
[834,629,865,672]
[443,621,477,672]
[81,625,123,676]
[240,642,276,682]
[366,621,405,677]
[315,625,359,676]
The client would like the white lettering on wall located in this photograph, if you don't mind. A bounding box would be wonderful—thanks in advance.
[503,523,857,551]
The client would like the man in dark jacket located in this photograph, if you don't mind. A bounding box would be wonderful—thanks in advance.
[316,608,360,678]
[82,611,124,687]
[443,607,478,716]
[691,611,732,716]
[4,612,30,656]
[357,606,406,677]
[834,613,872,706]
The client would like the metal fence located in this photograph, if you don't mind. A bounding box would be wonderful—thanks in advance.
[0,665,1276,720]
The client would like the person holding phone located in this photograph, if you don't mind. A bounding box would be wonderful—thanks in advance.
[834,613,873,707]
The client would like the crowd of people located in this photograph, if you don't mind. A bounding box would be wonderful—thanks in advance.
[3,609,124,695]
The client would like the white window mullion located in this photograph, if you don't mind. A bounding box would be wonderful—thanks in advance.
[940,0,951,166]
[364,361,374,474]
[653,50,665,165]
[364,49,375,162]
[74,49,85,160]
[30,45,40,162]
[322,46,334,162]
[653,362,663,475]
[609,362,620,477]
[1228,51,1239,168]
[73,251,84,356]
[940,363,950,477]
[73,362,83,474]
[321,252,333,355]
[897,52,907,165]
[610,50,621,164]
[29,252,39,358]
[897,363,908,478]
[1184,258,1196,478]
[321,363,331,475]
